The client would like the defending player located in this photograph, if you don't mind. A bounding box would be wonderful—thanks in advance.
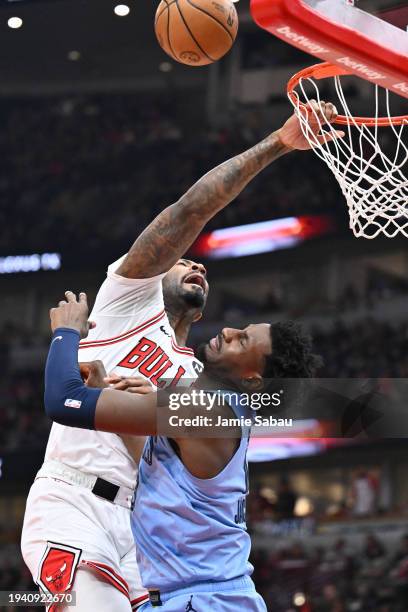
[22,100,341,611]
[44,291,320,612]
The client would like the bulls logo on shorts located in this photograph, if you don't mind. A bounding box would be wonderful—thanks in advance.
[37,541,82,595]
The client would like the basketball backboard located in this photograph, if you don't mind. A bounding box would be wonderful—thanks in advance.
[250,0,408,98]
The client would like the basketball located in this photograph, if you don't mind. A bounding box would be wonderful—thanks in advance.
[155,0,239,66]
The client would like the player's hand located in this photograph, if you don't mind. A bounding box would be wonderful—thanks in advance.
[50,291,96,339]
[80,361,109,389]
[278,100,345,151]
[104,373,153,395]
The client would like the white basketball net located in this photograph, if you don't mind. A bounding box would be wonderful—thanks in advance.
[289,75,408,238]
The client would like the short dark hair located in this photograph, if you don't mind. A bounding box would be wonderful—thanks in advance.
[264,321,322,380]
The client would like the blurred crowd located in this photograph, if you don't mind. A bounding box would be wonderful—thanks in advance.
[241,32,306,69]
[0,370,47,453]
[0,93,344,258]
[247,471,386,531]
[251,532,408,612]
[0,544,36,612]
[315,318,408,378]
[210,278,408,326]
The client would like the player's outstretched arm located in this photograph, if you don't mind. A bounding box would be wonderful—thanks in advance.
[45,292,158,435]
[117,101,342,280]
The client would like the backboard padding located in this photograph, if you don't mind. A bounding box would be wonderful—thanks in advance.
[250,0,408,98]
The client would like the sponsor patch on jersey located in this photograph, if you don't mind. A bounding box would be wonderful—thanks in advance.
[64,398,82,409]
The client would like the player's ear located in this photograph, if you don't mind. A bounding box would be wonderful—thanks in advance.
[240,374,263,392]
[192,312,203,323]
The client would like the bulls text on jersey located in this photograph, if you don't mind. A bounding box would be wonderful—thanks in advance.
[118,337,188,388]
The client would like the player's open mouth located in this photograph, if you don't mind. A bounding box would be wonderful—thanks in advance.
[184,273,206,291]
[209,333,222,352]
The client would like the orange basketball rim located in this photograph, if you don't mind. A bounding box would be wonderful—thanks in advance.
[287,63,408,127]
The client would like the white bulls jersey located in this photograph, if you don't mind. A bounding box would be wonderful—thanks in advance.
[44,256,204,489]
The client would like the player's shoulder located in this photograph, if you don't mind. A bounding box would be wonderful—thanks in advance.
[107,255,166,287]
[90,256,166,319]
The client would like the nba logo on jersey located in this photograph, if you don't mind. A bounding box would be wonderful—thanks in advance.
[64,399,82,409]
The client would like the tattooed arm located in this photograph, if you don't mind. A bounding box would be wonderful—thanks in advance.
[117,101,342,279]
[117,132,288,279]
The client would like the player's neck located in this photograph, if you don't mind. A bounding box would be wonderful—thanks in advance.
[195,371,240,394]
[167,311,193,346]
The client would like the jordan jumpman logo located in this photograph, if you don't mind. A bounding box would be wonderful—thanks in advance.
[185,595,198,612]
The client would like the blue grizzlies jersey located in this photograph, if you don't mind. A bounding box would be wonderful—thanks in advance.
[131,390,254,592]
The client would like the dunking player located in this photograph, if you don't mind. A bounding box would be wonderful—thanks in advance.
[23,101,341,611]
[22,255,208,611]
[44,290,320,612]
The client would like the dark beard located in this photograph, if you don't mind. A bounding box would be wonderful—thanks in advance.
[182,289,205,309]
[164,287,205,316]
[195,342,209,364]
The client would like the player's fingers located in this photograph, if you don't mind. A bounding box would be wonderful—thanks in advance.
[79,364,91,381]
[325,102,337,123]
[307,100,324,126]
[315,131,330,144]
[113,379,152,393]
[317,130,345,144]
[79,292,88,306]
[105,372,122,381]
[65,291,77,303]
[324,102,333,122]
[88,320,96,330]
[104,375,122,385]
[307,100,318,118]
[127,386,152,395]
[58,300,67,307]
[122,377,151,387]
[124,378,144,389]
[107,370,121,378]
[127,378,153,392]
[111,380,131,391]
[315,101,327,124]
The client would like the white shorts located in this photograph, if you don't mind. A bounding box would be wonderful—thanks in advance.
[21,477,148,611]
